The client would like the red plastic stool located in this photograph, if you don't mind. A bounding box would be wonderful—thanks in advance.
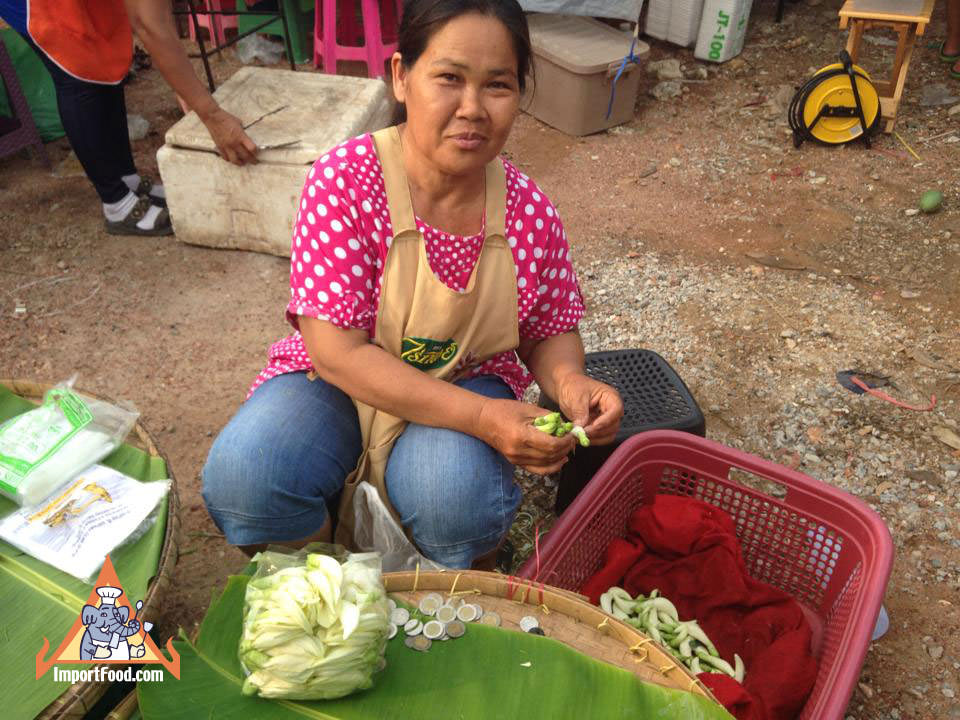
[313,0,402,78]
[188,0,238,47]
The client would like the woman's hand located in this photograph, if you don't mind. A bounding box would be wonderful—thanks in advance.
[476,398,576,475]
[554,373,624,446]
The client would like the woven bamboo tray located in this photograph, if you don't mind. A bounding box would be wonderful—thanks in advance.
[384,569,718,703]
[0,379,181,720]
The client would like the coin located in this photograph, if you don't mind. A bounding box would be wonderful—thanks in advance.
[456,604,479,622]
[469,603,484,620]
[527,626,546,636]
[422,620,445,640]
[387,623,398,640]
[445,620,466,638]
[519,616,539,633]
[418,595,441,616]
[404,619,423,636]
[390,607,410,626]
[411,635,432,652]
[435,605,457,624]
[404,636,418,649]
[387,598,397,613]
[479,611,501,627]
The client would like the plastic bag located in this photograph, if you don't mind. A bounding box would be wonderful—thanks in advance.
[239,544,392,700]
[0,464,170,581]
[0,379,139,506]
[352,481,445,573]
[235,33,285,65]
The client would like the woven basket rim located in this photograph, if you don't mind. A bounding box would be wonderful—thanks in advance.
[384,569,719,705]
[0,379,181,720]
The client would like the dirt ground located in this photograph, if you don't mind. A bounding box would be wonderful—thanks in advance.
[1,1,959,717]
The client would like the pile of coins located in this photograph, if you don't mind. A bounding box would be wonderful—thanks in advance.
[387,595,547,653]
[387,594,500,652]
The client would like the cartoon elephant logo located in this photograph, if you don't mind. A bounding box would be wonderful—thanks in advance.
[79,586,146,661]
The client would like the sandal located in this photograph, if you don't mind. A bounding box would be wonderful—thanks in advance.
[939,41,960,63]
[104,195,173,237]
[134,176,167,207]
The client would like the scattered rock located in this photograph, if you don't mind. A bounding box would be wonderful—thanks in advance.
[864,34,898,47]
[669,157,682,167]
[810,176,827,185]
[768,84,797,114]
[904,208,920,216]
[648,58,683,81]
[127,113,150,142]
[900,289,920,299]
[949,103,960,116]
[53,151,87,179]
[920,83,960,107]
[649,81,683,101]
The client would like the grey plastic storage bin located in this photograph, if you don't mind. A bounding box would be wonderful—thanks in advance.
[523,14,649,136]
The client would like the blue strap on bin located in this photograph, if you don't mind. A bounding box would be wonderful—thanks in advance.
[606,27,642,120]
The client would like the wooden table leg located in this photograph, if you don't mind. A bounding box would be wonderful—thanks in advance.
[846,18,865,61]
[885,23,918,132]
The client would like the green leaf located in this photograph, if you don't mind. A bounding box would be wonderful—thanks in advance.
[0,383,170,719]
[139,573,735,720]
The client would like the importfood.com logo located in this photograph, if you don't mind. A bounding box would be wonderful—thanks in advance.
[36,555,180,680]
[54,666,165,683]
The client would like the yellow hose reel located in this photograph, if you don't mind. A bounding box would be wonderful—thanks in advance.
[789,51,881,148]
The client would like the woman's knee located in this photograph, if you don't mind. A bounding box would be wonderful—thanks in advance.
[386,424,521,566]
[201,373,362,544]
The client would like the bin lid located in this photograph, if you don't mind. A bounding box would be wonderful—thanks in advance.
[527,14,649,75]
[164,67,390,165]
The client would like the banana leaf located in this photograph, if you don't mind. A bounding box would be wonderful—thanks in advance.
[0,384,169,719]
[137,573,735,720]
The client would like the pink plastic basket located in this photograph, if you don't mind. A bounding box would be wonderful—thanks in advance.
[519,430,893,720]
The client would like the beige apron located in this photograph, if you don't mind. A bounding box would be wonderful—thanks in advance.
[333,126,520,548]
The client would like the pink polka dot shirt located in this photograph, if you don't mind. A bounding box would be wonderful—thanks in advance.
[249,133,585,400]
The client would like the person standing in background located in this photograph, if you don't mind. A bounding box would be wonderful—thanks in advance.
[941,0,960,78]
[0,0,259,236]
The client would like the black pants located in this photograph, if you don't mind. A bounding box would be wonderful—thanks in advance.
[24,35,135,204]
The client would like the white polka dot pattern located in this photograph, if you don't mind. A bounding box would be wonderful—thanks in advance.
[248,133,585,399]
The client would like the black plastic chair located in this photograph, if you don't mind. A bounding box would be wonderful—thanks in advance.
[538,349,705,514]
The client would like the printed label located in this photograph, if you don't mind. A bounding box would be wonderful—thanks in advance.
[400,336,459,370]
[0,390,93,493]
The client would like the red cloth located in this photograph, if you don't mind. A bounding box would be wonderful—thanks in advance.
[579,495,818,720]
[580,537,645,606]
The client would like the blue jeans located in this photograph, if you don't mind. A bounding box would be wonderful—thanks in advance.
[201,372,521,568]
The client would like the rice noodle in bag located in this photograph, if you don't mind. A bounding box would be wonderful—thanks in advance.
[0,379,138,506]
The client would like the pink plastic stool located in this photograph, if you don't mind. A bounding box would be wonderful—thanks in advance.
[313,0,403,78]
[187,0,238,48]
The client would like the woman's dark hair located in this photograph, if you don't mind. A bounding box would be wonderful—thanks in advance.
[391,0,533,124]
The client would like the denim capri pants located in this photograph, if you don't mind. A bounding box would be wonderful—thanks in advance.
[201,371,522,568]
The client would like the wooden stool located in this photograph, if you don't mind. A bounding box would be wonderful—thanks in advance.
[838,0,935,133]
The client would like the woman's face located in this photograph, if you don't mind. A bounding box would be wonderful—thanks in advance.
[392,13,521,177]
